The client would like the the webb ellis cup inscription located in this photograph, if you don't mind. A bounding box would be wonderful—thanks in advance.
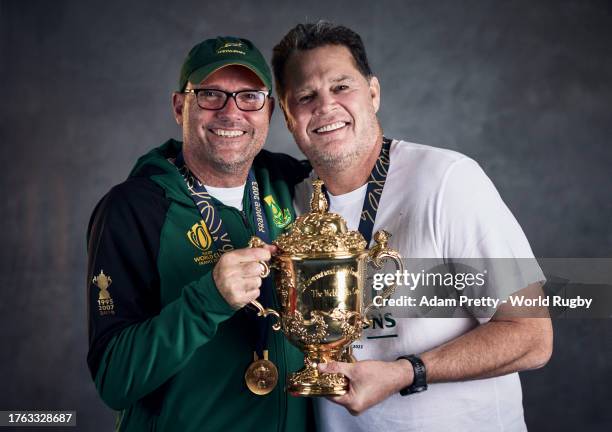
[248,179,403,396]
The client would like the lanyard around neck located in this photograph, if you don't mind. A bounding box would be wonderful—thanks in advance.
[174,151,274,358]
[174,151,271,249]
[324,137,392,245]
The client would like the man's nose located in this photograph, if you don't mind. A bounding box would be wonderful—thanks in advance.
[313,91,337,116]
[215,95,243,120]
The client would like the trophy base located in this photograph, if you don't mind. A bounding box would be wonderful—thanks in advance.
[288,346,357,396]
[287,364,348,396]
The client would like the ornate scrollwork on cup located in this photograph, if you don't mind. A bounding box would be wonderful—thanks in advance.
[274,180,367,255]
[274,259,293,307]
[287,366,347,389]
[282,310,328,345]
[274,213,367,255]
[326,308,362,341]
[329,308,362,341]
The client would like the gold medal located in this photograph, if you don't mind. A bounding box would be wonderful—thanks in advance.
[245,350,278,395]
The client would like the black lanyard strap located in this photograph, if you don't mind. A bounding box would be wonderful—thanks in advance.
[323,137,392,245]
[175,152,271,248]
[358,137,392,245]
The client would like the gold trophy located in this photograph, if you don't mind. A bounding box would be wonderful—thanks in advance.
[248,179,403,396]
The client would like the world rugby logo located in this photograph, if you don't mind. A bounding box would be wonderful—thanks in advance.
[187,221,213,251]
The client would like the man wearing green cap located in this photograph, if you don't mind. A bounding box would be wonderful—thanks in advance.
[86,37,311,431]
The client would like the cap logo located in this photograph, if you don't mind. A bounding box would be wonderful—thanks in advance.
[216,41,246,55]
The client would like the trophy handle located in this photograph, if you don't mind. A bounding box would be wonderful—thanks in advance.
[363,230,404,319]
[249,300,282,331]
[248,236,281,331]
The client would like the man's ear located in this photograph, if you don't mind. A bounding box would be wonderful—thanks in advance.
[279,101,294,132]
[268,96,275,120]
[172,92,185,125]
[369,76,381,113]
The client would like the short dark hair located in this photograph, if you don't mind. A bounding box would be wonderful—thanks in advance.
[272,21,373,101]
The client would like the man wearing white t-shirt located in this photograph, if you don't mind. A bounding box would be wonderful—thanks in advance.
[272,22,553,431]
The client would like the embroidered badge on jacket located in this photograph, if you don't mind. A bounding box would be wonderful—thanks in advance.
[264,195,292,228]
[93,270,115,315]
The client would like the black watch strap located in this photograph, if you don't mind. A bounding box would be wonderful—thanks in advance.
[397,354,428,396]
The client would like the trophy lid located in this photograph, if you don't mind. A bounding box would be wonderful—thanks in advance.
[274,179,367,256]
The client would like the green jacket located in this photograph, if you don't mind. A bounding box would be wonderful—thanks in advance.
[87,139,311,431]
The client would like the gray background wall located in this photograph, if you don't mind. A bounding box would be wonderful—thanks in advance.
[1,0,611,430]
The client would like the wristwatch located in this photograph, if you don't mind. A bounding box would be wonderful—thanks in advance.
[397,354,428,396]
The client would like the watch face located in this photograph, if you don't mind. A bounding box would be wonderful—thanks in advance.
[397,355,428,396]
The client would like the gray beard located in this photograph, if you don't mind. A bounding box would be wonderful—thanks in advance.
[307,143,365,173]
[313,153,355,172]
[185,131,257,175]
[206,153,251,174]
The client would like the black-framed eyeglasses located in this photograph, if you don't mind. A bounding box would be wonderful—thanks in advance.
[184,88,270,111]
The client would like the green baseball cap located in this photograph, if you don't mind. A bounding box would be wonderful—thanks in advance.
[178,36,273,93]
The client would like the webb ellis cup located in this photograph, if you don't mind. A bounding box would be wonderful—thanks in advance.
[249,179,403,396]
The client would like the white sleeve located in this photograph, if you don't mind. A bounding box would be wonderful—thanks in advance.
[436,158,545,322]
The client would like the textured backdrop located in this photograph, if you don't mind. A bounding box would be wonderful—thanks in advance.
[1,0,611,430]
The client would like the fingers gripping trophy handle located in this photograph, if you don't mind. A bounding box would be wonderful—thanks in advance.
[248,236,281,331]
[363,230,404,320]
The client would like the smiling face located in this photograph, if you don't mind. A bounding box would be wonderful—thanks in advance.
[281,44,381,172]
[173,65,273,183]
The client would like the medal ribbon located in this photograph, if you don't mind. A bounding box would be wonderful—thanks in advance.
[175,151,273,359]
[324,137,392,245]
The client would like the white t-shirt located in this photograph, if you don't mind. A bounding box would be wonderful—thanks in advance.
[294,140,544,432]
[205,184,245,211]
[327,183,368,229]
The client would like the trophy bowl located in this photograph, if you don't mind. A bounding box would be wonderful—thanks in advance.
[249,179,403,396]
